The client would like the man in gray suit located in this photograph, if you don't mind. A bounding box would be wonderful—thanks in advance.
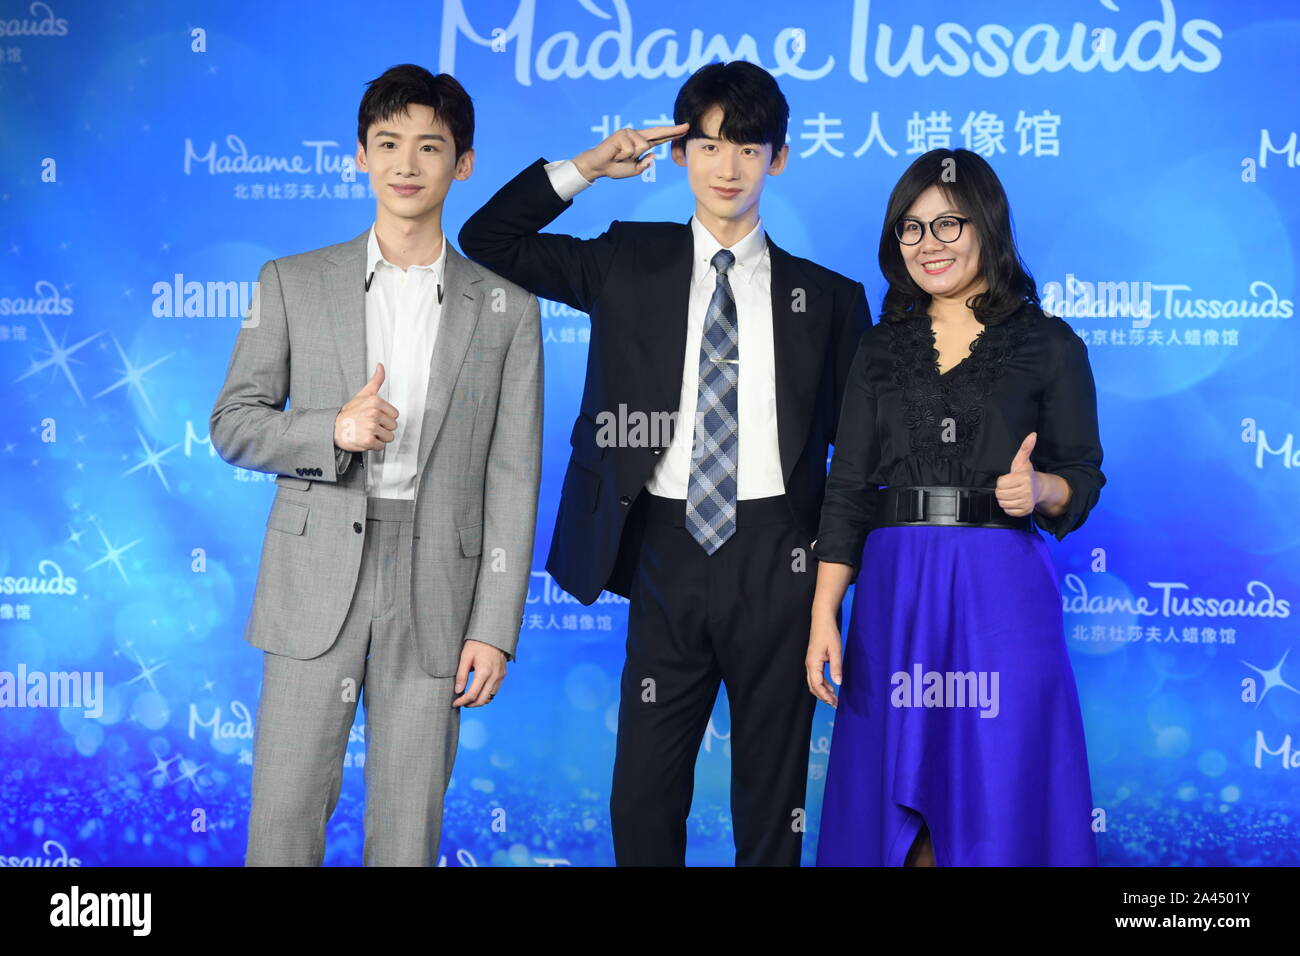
[209,65,542,866]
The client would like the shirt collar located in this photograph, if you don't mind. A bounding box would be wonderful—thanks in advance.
[689,215,767,287]
[366,223,447,284]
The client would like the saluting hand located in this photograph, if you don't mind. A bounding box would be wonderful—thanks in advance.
[573,122,690,182]
[994,432,1039,517]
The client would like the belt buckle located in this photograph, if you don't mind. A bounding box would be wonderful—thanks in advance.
[899,487,926,522]
[957,489,991,524]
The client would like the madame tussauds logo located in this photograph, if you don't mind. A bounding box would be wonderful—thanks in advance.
[0,2,68,37]
[438,0,1222,84]
[1062,575,1291,619]
[1242,418,1300,471]
[0,839,82,867]
[0,280,73,316]
[0,559,78,596]
[1254,731,1300,771]
[182,135,356,177]
[1040,278,1295,324]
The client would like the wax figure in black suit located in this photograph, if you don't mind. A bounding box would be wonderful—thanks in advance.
[460,61,869,866]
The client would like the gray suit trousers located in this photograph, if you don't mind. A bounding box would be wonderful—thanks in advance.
[245,495,460,866]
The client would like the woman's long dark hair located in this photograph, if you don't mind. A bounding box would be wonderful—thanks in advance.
[877,148,1038,326]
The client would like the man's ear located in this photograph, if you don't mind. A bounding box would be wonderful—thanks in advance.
[356,140,368,173]
[671,138,688,167]
[767,142,790,176]
[454,147,475,181]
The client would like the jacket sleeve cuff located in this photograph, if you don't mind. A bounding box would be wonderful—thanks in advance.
[466,636,516,664]
[1032,470,1096,541]
[811,532,867,573]
[334,444,355,479]
[543,159,594,202]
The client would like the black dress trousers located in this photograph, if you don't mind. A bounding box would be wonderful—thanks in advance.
[610,492,818,866]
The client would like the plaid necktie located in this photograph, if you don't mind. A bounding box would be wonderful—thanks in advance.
[686,248,739,554]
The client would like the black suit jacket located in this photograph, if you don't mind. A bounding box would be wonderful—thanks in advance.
[459,157,871,605]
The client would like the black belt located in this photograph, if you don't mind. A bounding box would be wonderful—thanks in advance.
[870,485,1031,531]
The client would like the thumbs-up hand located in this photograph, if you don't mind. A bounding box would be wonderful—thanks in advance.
[334,362,400,452]
[994,432,1039,517]
[361,362,385,395]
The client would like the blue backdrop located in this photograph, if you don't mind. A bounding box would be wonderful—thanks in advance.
[1,0,1297,866]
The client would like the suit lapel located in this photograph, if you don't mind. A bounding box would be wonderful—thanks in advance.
[766,237,826,483]
[323,230,484,486]
[324,229,369,403]
[638,223,694,418]
[415,242,482,480]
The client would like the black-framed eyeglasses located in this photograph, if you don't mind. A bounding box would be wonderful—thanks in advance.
[895,215,970,245]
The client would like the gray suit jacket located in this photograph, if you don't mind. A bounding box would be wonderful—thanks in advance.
[210,229,542,677]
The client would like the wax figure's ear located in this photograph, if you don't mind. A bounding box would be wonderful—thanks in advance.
[671,137,689,167]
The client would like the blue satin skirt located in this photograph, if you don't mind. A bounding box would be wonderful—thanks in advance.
[816,525,1098,866]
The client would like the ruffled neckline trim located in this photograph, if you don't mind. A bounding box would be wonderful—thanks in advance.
[884,304,1034,459]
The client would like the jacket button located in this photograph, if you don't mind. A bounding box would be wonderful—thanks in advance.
[619,495,631,506]
[353,522,363,533]
[652,448,662,455]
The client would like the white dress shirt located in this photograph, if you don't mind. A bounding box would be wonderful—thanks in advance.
[360,223,446,499]
[544,160,785,499]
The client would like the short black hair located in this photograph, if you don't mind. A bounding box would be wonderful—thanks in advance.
[672,60,788,155]
[877,148,1038,325]
[357,64,474,162]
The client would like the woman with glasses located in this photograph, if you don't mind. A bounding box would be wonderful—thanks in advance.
[807,148,1104,866]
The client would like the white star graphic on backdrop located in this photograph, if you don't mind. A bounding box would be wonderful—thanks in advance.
[67,526,82,545]
[174,757,208,792]
[94,336,174,418]
[83,519,143,583]
[12,318,104,404]
[122,426,181,492]
[1242,650,1300,705]
[148,752,180,783]
[123,648,167,694]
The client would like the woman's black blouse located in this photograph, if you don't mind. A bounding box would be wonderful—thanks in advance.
[812,302,1105,571]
